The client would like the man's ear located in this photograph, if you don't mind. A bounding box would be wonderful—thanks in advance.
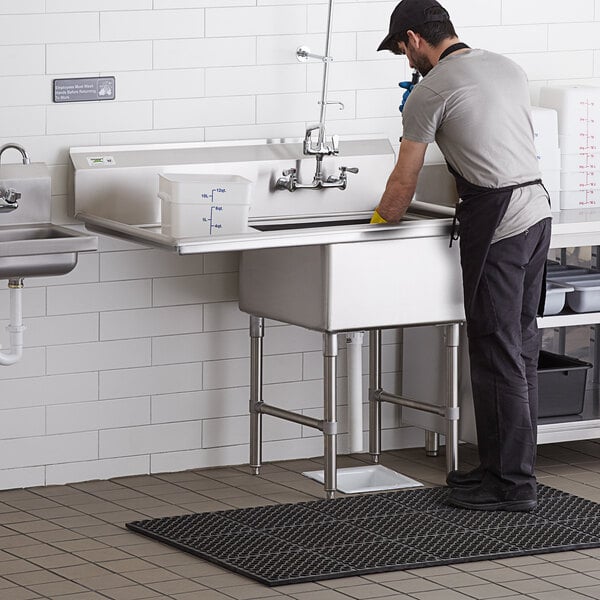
[406,30,421,48]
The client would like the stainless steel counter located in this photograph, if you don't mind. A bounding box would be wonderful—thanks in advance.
[70,138,466,253]
[78,209,454,253]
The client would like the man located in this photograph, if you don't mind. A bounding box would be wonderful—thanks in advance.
[374,0,552,511]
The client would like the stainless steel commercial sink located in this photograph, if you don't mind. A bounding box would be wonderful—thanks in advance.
[238,221,465,332]
[69,138,462,498]
[0,223,98,279]
[0,161,97,280]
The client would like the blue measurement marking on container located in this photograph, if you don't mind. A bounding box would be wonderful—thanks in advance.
[201,188,227,203]
[202,205,224,235]
[199,188,228,234]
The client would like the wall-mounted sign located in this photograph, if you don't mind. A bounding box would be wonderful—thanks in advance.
[53,76,116,103]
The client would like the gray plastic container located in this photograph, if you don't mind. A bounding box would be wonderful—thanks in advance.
[538,350,592,418]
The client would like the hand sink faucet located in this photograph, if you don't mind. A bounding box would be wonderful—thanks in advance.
[0,143,30,213]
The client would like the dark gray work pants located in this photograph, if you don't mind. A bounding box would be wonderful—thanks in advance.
[466,217,552,495]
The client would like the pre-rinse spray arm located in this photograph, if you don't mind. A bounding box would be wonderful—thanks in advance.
[276,0,358,192]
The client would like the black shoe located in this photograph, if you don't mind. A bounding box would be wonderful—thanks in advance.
[446,467,484,489]
[446,485,537,512]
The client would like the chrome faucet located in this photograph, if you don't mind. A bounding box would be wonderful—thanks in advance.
[275,125,359,191]
[276,163,359,192]
[0,187,21,212]
[0,143,30,212]
[0,144,30,165]
[303,124,339,157]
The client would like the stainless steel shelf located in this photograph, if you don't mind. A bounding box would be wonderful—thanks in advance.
[538,387,600,444]
[538,310,600,329]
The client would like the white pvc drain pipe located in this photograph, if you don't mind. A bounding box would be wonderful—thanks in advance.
[346,331,364,452]
[0,279,25,366]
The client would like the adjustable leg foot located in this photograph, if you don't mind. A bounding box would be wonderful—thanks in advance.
[425,430,440,457]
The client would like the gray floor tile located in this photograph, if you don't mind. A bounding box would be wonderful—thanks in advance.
[0,587,43,600]
[147,578,207,594]
[101,586,165,600]
[223,583,286,599]
[28,579,89,596]
[454,582,517,599]
[333,582,402,598]
[75,573,136,591]
[574,585,600,599]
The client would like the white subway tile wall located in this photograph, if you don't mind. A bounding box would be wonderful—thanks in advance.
[0,1,595,489]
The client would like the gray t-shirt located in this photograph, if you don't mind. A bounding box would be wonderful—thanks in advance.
[402,48,551,242]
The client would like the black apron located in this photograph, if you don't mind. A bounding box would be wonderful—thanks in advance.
[448,163,547,337]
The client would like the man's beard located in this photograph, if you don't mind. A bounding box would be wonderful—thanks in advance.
[412,54,434,77]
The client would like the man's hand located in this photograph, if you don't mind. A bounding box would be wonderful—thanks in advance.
[399,81,415,112]
[399,71,420,112]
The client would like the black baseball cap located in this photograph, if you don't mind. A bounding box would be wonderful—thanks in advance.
[377,0,450,52]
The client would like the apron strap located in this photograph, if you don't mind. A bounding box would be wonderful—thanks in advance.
[439,42,470,61]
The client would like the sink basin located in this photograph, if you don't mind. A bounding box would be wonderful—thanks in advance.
[248,206,448,233]
[239,233,465,332]
[251,218,371,232]
[0,223,98,279]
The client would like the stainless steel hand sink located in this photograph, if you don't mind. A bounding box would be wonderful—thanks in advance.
[0,223,98,279]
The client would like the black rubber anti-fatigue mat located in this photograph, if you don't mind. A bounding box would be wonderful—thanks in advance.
[126,484,600,586]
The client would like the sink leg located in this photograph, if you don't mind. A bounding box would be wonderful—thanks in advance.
[368,329,382,464]
[249,316,264,476]
[425,431,440,457]
[323,333,338,499]
[445,323,460,474]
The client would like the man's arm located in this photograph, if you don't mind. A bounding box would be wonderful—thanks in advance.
[374,139,428,222]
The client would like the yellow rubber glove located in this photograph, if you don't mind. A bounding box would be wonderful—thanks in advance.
[370,209,387,224]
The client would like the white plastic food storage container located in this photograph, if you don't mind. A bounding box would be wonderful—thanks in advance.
[539,86,600,136]
[561,153,600,171]
[560,190,599,209]
[558,134,599,155]
[531,106,559,146]
[159,173,252,238]
[560,170,600,190]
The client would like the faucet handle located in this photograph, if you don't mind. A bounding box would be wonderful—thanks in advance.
[0,187,20,203]
[331,135,339,154]
[0,187,20,211]
[7,188,21,203]
[340,166,359,175]
[303,125,321,154]
[282,168,297,177]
